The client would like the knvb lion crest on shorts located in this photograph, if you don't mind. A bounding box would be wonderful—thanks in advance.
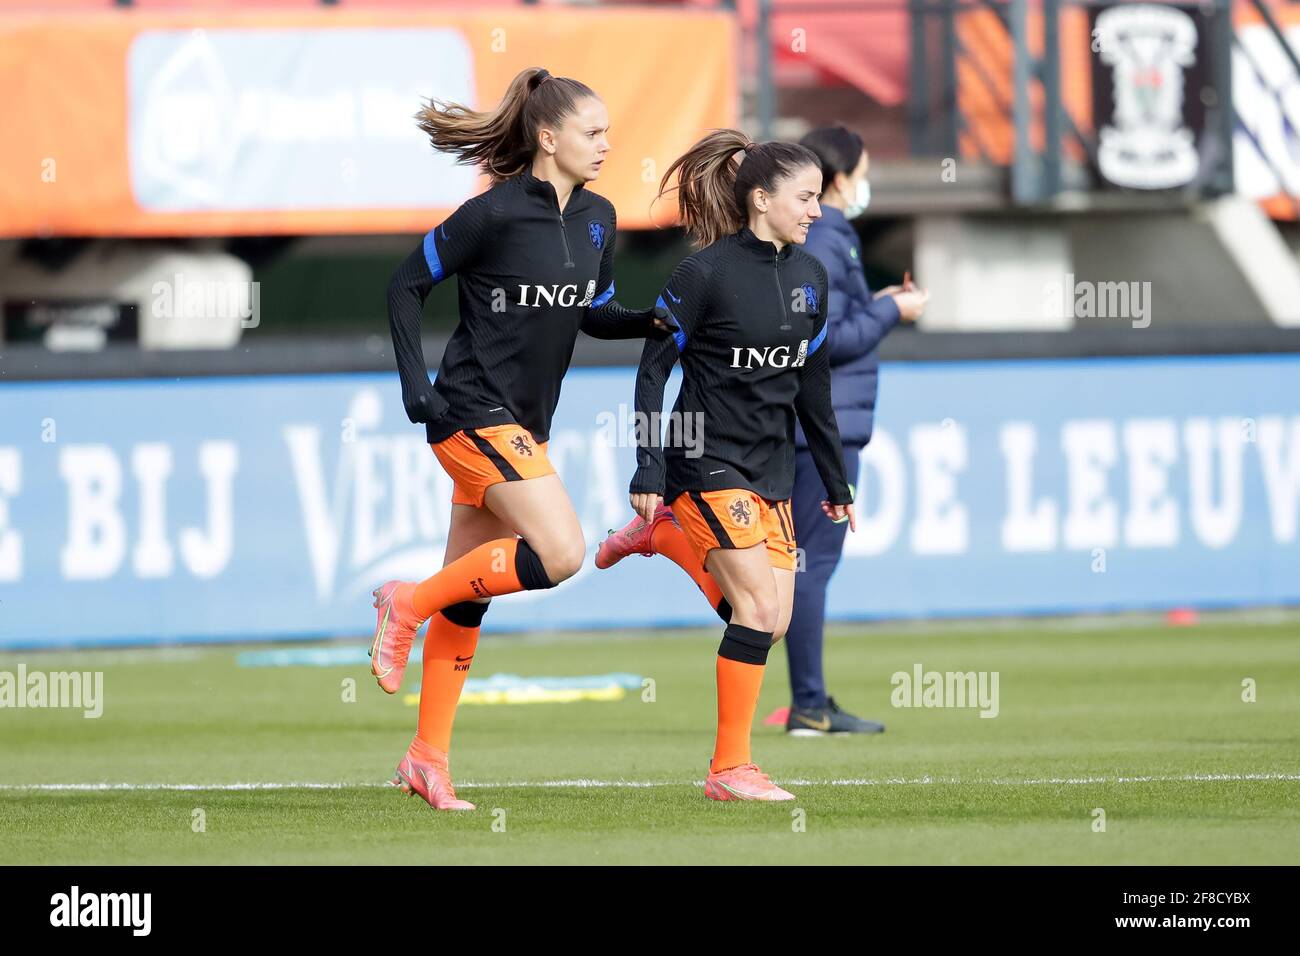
[729,496,752,526]
[510,434,534,457]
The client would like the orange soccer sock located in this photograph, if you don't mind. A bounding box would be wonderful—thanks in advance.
[650,515,729,618]
[710,624,774,773]
[410,537,553,620]
[415,601,488,753]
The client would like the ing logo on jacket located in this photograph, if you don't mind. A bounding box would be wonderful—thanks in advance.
[729,342,810,369]
[512,281,597,308]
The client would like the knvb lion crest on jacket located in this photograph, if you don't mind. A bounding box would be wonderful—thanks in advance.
[801,283,818,314]
[588,220,606,249]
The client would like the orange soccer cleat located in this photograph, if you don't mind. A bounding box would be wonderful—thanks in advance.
[594,503,676,569]
[390,738,475,811]
[704,763,796,802]
[369,580,423,694]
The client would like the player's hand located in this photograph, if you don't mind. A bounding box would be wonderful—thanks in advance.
[822,500,856,532]
[874,284,904,299]
[630,492,663,524]
[403,388,449,425]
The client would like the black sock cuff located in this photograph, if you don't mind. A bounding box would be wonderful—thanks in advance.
[514,539,557,590]
[718,623,772,665]
[714,597,732,624]
[441,600,490,628]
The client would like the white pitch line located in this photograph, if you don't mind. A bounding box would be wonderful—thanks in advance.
[0,772,1297,792]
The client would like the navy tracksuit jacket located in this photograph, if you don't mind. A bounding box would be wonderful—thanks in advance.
[787,205,900,710]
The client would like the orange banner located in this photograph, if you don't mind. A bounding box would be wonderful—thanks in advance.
[0,8,737,237]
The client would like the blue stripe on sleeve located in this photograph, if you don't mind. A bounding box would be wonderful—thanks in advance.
[657,295,687,352]
[592,282,615,308]
[808,321,828,356]
[423,228,444,283]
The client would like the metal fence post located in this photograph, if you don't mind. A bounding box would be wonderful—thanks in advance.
[757,0,776,141]
[910,0,930,155]
[1043,0,1062,198]
[1212,0,1236,196]
[1010,0,1039,203]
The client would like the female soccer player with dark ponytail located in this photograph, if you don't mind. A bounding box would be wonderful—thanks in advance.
[596,130,856,801]
[376,67,670,810]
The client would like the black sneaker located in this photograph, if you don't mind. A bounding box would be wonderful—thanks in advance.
[786,696,886,736]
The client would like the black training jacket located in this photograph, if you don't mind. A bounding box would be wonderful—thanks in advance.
[387,169,660,445]
[630,226,853,506]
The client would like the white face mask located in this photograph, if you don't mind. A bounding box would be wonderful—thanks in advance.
[844,178,871,218]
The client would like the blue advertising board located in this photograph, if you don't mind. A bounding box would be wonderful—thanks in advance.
[0,355,1297,647]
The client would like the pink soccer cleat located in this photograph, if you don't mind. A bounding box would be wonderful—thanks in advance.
[704,763,796,802]
[390,738,475,811]
[369,580,423,694]
[594,504,676,569]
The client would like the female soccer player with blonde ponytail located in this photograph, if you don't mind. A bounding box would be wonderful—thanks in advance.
[376,67,671,810]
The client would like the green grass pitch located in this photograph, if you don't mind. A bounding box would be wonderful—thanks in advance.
[1,617,1297,864]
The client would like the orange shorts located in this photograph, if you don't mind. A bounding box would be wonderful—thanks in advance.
[668,489,798,571]
[430,424,555,508]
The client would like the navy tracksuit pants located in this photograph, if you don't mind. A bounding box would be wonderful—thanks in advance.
[784,443,862,710]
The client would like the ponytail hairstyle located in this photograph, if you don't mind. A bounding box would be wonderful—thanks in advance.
[657,129,822,249]
[415,67,598,183]
[799,125,865,194]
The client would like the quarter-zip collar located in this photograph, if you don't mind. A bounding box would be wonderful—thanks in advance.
[736,224,794,260]
[521,168,586,212]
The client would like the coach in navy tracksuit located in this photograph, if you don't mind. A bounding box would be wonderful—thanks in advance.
[785,127,929,736]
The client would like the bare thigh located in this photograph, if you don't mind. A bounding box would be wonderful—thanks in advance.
[482,474,586,583]
[705,544,780,634]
